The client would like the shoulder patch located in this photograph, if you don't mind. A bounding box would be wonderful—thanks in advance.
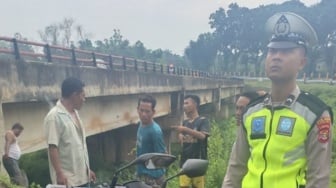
[317,116,331,143]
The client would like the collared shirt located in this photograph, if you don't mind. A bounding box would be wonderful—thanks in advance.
[44,100,90,187]
[222,86,332,188]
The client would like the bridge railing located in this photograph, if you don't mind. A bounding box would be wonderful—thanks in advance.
[0,36,230,80]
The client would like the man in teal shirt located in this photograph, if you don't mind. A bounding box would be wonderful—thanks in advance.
[136,95,167,187]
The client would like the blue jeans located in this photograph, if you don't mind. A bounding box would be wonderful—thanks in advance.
[2,157,23,185]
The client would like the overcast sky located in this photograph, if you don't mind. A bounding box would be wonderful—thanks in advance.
[0,0,321,55]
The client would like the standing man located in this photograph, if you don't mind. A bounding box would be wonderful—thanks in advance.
[172,95,210,188]
[136,95,167,187]
[44,77,96,187]
[2,123,25,185]
[235,91,266,126]
[223,12,333,188]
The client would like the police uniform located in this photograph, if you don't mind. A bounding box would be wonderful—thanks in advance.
[222,12,333,188]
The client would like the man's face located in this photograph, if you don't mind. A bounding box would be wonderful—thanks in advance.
[265,47,306,83]
[71,90,86,110]
[235,96,250,126]
[13,129,23,137]
[137,101,155,125]
[183,98,196,114]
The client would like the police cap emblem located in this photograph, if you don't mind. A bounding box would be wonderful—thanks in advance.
[265,12,318,49]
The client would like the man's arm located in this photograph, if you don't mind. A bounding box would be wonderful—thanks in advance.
[305,111,332,188]
[153,128,167,153]
[3,131,14,158]
[172,118,210,140]
[222,125,249,188]
[49,144,67,185]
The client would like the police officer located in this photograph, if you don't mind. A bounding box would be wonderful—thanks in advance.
[222,12,333,188]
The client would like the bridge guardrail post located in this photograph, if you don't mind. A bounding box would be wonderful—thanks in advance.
[71,46,77,65]
[134,59,138,71]
[153,63,156,72]
[160,64,163,74]
[144,61,147,72]
[122,57,126,70]
[109,55,113,70]
[44,44,52,62]
[92,52,97,67]
[12,38,21,60]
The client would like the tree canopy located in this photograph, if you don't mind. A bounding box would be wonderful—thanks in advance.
[185,0,336,77]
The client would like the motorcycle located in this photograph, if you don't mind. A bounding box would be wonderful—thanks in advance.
[46,152,208,188]
[111,153,208,188]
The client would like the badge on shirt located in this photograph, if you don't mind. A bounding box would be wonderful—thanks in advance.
[317,116,331,143]
[250,116,266,139]
[276,117,296,136]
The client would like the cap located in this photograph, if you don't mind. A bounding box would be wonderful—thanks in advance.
[265,12,318,49]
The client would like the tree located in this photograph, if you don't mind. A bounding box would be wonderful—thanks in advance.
[38,24,60,45]
[185,33,218,71]
[59,18,74,47]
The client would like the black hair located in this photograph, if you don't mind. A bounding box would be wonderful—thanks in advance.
[138,95,156,110]
[239,92,260,102]
[12,123,24,130]
[61,77,85,98]
[184,94,200,108]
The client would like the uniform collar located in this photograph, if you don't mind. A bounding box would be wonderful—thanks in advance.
[263,85,300,107]
[55,100,78,115]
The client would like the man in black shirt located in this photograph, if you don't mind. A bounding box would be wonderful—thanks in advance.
[172,95,210,188]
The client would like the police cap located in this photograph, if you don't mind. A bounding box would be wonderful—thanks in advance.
[265,12,318,49]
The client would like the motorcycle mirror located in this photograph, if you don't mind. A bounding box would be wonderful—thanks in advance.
[115,153,176,173]
[180,159,208,177]
[161,159,208,188]
[144,154,177,169]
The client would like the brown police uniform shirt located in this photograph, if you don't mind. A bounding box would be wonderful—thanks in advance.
[222,86,332,188]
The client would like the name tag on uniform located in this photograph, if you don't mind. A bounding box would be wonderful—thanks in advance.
[276,117,296,136]
[250,116,266,139]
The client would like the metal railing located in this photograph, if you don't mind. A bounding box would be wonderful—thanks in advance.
[0,36,222,79]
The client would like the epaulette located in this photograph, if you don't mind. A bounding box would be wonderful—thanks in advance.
[297,91,333,124]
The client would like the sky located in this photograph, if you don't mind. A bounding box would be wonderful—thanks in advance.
[0,0,321,55]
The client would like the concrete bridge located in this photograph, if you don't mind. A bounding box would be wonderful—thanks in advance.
[0,36,244,163]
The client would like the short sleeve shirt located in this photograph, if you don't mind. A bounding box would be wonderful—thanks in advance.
[44,100,90,186]
[180,116,210,166]
[136,121,166,178]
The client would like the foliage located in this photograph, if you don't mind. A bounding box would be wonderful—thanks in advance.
[19,150,50,187]
[185,0,336,75]
[0,175,20,188]
[206,118,236,187]
[184,32,218,71]
[0,174,41,188]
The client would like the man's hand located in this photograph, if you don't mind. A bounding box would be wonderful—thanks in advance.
[171,125,186,133]
[178,133,184,145]
[56,171,67,185]
[90,170,96,183]
[2,154,9,160]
